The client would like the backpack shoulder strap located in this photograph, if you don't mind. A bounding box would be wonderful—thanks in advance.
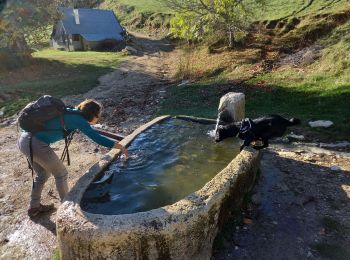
[59,114,72,165]
[59,110,83,166]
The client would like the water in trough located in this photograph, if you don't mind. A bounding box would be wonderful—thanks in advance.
[81,118,240,215]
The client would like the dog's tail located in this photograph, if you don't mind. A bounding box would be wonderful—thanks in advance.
[288,118,301,126]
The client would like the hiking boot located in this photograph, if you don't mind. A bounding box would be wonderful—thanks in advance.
[27,203,55,217]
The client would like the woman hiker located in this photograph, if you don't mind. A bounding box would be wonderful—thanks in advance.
[18,99,128,217]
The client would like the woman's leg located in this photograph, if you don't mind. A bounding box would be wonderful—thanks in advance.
[30,162,50,208]
[18,133,69,206]
[31,140,69,202]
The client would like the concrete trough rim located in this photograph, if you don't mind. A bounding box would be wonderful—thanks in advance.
[57,115,260,248]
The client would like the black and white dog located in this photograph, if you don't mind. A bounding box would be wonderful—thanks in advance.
[215,115,300,151]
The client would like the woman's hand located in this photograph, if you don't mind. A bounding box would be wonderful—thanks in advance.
[113,143,129,160]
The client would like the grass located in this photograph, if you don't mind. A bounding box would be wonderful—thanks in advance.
[157,3,350,141]
[32,49,124,67]
[157,58,350,140]
[113,0,171,13]
[312,243,350,260]
[254,0,349,20]
[157,81,226,118]
[246,70,350,139]
[102,0,348,20]
[321,216,350,236]
[0,49,125,116]
[100,0,173,36]
[52,248,60,260]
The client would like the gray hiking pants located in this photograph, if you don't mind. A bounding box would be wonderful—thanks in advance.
[18,132,68,208]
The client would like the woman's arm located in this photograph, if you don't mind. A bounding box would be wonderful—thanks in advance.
[67,114,129,159]
[70,115,115,148]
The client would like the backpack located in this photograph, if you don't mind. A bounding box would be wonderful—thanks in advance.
[18,95,78,166]
[18,95,66,133]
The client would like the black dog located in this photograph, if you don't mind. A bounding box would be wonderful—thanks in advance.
[215,115,300,150]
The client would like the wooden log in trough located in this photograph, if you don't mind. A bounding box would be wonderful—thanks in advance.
[174,115,217,125]
[93,127,125,141]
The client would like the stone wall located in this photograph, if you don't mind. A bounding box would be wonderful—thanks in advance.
[56,116,261,260]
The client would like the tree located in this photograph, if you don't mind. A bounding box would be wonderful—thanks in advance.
[166,0,265,47]
[0,0,101,52]
[0,0,100,68]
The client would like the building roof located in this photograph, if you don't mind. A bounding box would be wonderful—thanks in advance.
[58,7,125,42]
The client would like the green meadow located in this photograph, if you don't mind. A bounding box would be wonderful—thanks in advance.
[157,3,350,141]
[0,49,125,116]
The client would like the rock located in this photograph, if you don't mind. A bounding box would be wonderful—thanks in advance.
[308,120,333,128]
[275,136,289,143]
[251,193,262,205]
[301,50,318,65]
[177,80,190,87]
[319,141,350,148]
[277,45,322,66]
[287,133,305,141]
[124,46,138,54]
[0,237,9,246]
[0,118,14,127]
[304,155,316,163]
[0,107,5,117]
[294,150,306,155]
[330,165,341,171]
[217,92,245,123]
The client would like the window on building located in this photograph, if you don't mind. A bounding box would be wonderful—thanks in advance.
[72,34,80,41]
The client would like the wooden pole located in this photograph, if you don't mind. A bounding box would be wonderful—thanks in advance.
[93,127,125,141]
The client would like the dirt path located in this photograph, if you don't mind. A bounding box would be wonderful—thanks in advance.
[213,142,350,260]
[0,32,179,259]
[64,32,178,132]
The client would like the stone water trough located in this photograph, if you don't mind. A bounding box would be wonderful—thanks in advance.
[57,113,261,259]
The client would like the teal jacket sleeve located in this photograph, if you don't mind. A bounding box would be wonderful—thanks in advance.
[67,115,116,148]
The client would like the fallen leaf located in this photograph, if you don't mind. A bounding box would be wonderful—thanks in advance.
[243,218,253,225]
[319,228,326,235]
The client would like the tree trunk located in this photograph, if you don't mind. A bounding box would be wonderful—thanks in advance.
[8,32,29,53]
[228,28,234,48]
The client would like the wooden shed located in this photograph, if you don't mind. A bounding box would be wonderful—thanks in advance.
[51,7,126,51]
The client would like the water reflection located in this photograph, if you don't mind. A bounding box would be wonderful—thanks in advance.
[81,119,240,215]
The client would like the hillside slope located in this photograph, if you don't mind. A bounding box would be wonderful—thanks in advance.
[158,2,350,141]
[99,0,172,35]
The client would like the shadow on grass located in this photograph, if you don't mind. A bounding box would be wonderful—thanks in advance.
[157,81,350,141]
[0,33,175,117]
[0,57,114,113]
[0,45,172,117]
